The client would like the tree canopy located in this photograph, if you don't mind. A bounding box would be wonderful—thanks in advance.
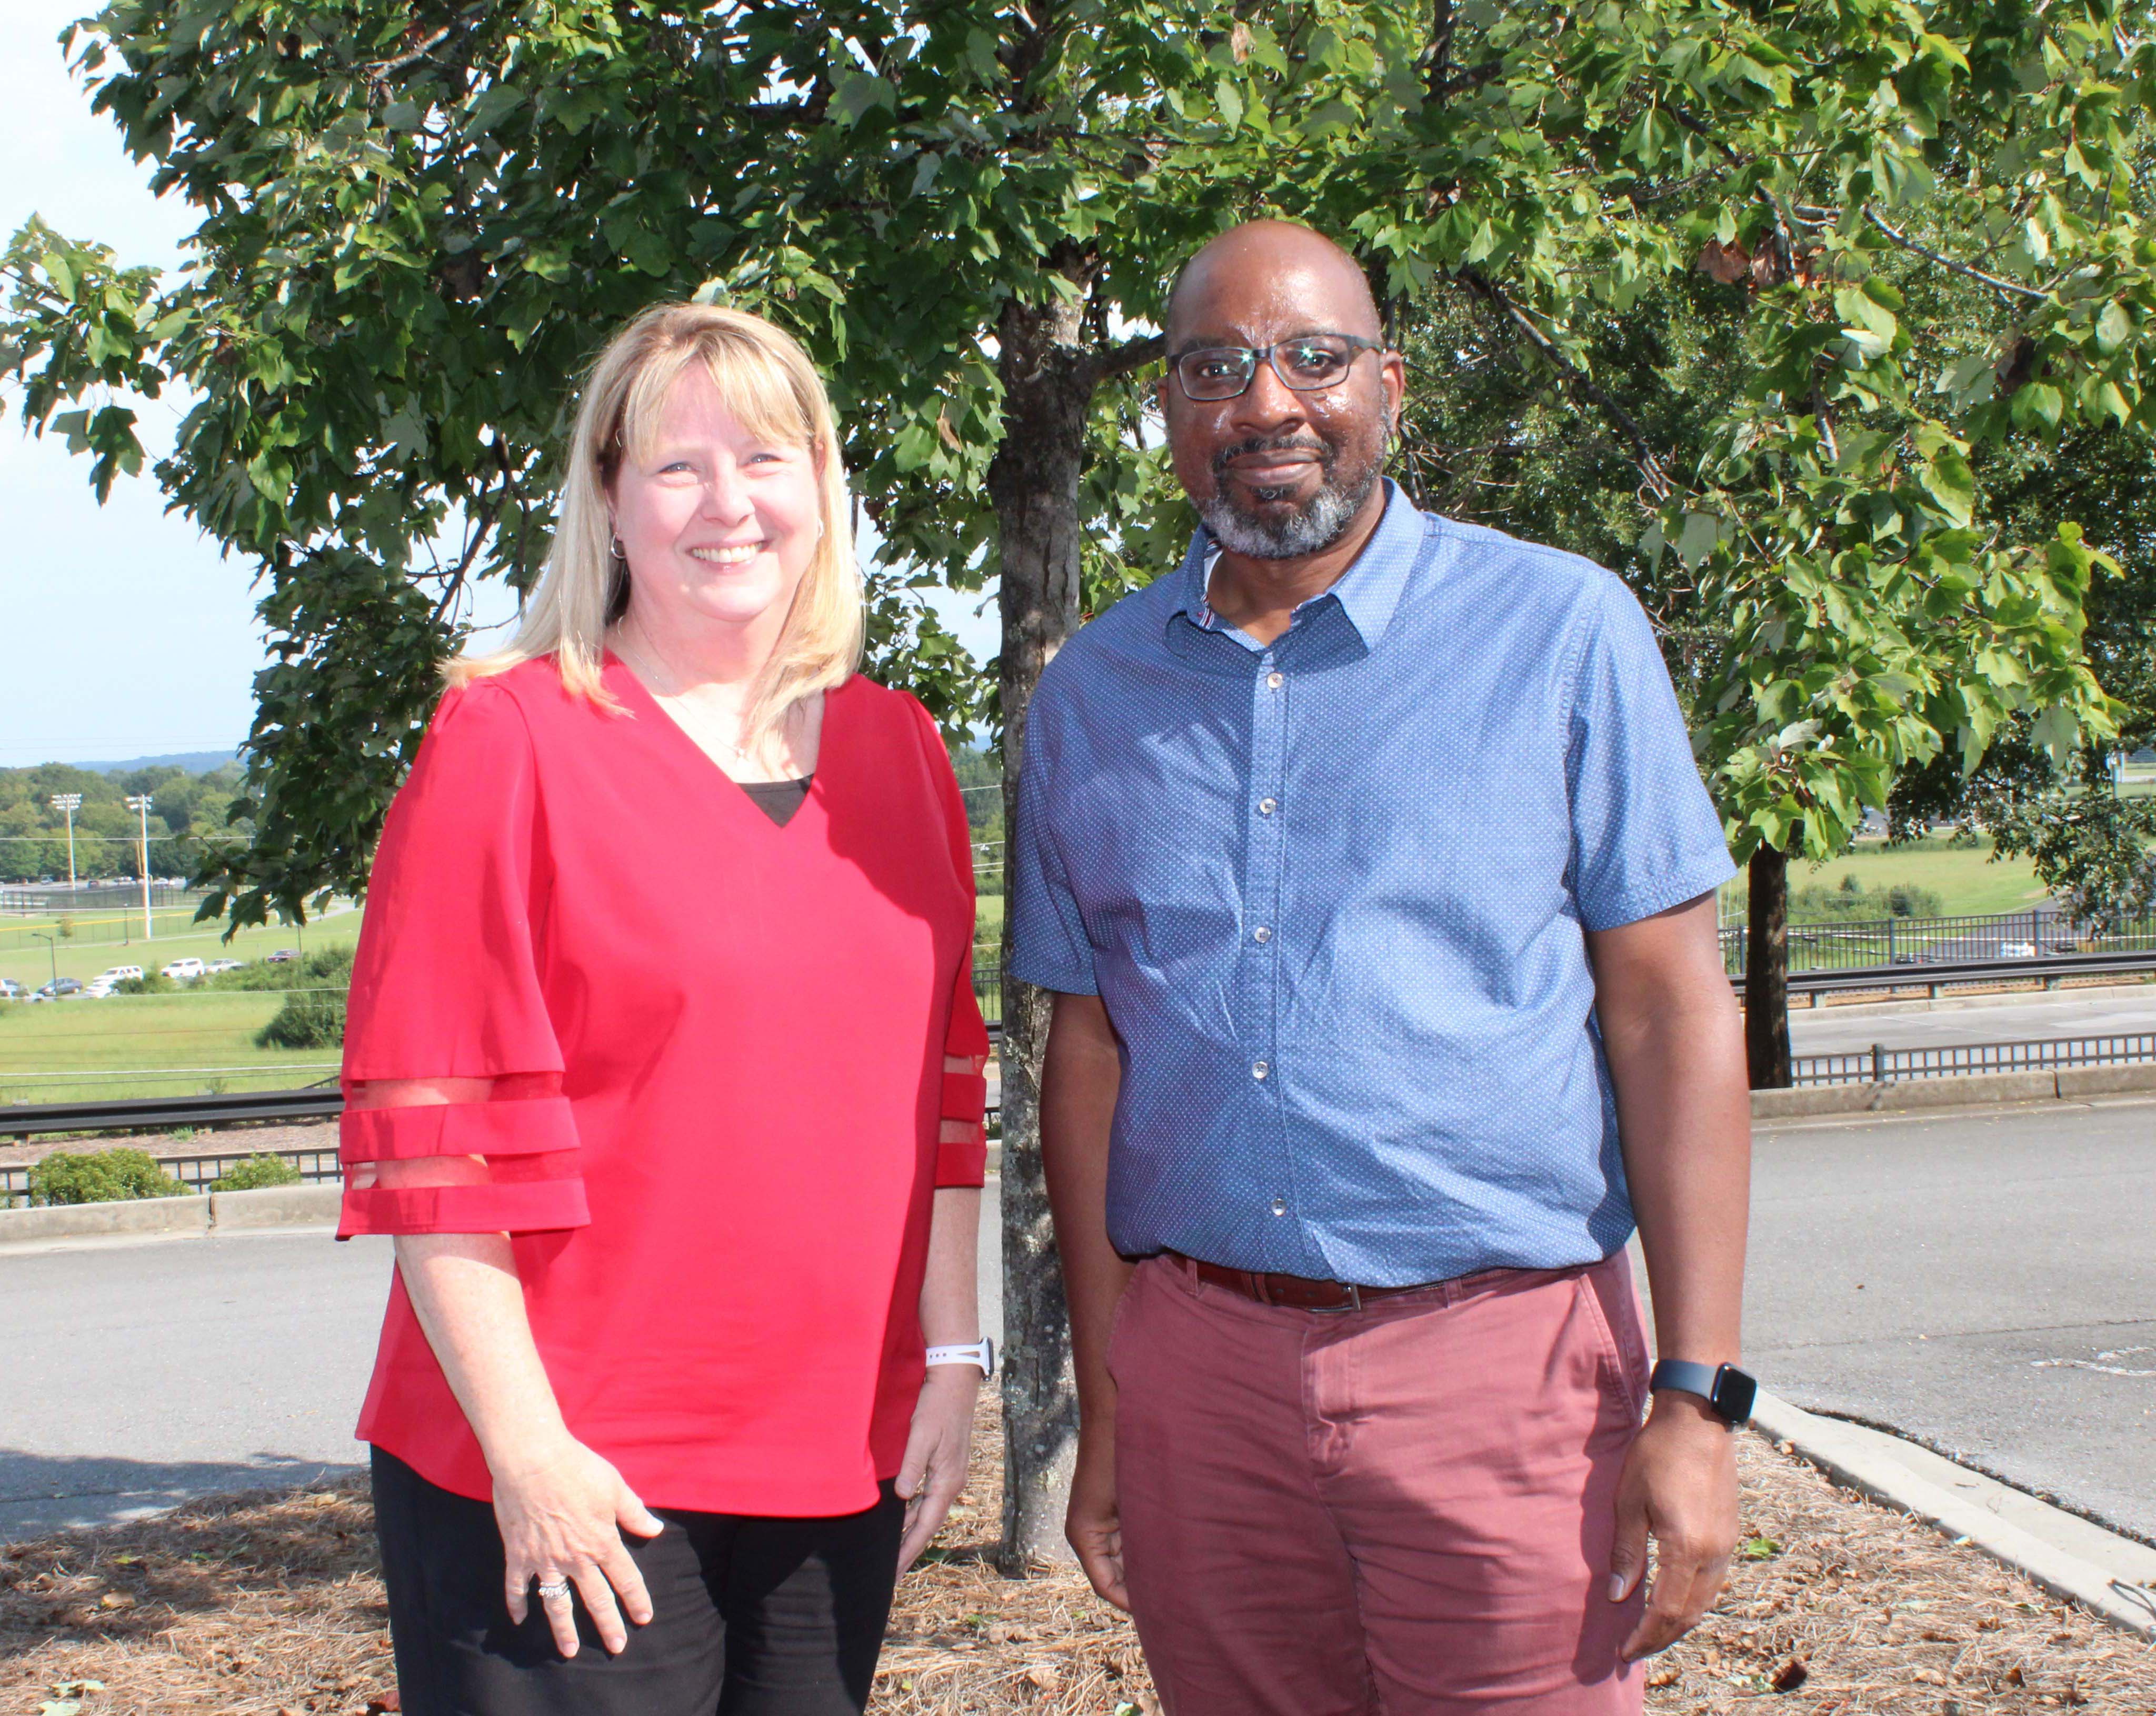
[7,0,2155,1548]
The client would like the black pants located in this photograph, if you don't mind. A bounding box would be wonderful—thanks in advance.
[372,1448,904,1715]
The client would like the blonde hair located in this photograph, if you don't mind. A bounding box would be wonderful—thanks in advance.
[452,301,863,744]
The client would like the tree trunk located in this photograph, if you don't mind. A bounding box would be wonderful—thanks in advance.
[988,287,1097,1572]
[1745,844,1792,1090]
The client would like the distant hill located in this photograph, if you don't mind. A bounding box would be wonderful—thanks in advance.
[73,750,243,775]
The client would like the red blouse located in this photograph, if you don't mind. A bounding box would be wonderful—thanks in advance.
[336,657,990,1517]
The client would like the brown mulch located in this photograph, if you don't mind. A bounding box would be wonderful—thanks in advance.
[3,1403,2151,1715]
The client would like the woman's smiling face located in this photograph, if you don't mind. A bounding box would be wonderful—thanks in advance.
[610,363,822,643]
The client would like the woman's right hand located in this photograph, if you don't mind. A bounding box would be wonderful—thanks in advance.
[493,1435,666,1657]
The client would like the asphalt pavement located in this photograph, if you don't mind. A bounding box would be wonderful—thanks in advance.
[1745,1093,2156,1544]
[1789,985,2156,1055]
[7,1093,2153,1550]
[0,1229,392,1539]
[0,1198,1007,1540]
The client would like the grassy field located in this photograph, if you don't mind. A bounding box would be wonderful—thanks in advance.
[0,990,343,1103]
[0,906,362,993]
[1721,834,2050,920]
[0,910,362,1103]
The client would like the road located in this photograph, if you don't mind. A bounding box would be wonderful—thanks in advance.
[0,1204,1006,1540]
[6,1098,2153,1546]
[1789,986,2156,1055]
[1746,1094,2156,1543]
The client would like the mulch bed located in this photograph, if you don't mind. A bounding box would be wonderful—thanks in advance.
[3,1400,2150,1715]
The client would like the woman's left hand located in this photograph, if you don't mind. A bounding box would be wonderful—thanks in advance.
[895,1363,981,1568]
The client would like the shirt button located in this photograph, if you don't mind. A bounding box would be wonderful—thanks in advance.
[1252,1060,1270,1080]
[1270,1198,1287,1216]
[1252,926,1272,944]
[1257,797,1277,816]
[1266,671,1284,690]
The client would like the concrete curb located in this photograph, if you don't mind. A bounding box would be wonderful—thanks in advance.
[1752,1062,2156,1120]
[1749,1391,2156,1639]
[0,1194,211,1244]
[0,1184,340,1248]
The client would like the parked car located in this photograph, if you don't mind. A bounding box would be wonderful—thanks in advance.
[82,978,119,999]
[0,978,26,1001]
[205,957,245,974]
[1998,940,2038,959]
[33,977,83,1000]
[159,957,207,981]
[95,965,145,984]
[265,948,300,964]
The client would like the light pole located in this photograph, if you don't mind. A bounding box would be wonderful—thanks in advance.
[125,794,155,941]
[48,794,82,891]
[32,930,57,989]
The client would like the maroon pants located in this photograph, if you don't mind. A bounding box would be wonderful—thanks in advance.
[1109,1250,1650,1715]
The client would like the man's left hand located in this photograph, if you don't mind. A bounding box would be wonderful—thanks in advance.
[1608,1392,1739,1659]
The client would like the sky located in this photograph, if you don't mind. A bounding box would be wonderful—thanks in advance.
[0,3,995,769]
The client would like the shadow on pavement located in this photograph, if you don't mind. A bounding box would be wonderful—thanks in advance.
[0,1448,363,1541]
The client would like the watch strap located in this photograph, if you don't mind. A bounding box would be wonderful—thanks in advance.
[1649,1359,1756,1425]
[924,1338,995,1379]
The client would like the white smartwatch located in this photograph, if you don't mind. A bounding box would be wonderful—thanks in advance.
[924,1338,996,1378]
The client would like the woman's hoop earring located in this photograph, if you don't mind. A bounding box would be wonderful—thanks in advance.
[610,534,627,562]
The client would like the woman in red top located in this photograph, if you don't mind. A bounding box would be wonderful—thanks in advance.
[339,302,992,1716]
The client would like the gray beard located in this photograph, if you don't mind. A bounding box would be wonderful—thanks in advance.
[1196,451,1383,560]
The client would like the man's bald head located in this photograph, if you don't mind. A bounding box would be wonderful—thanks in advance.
[1164,221,1381,351]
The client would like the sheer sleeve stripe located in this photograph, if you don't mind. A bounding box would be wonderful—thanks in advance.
[340,1095,578,1162]
[336,1096,588,1236]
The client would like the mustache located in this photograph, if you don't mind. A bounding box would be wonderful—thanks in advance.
[1211,434,1335,477]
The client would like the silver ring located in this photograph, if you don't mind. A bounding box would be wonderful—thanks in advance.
[536,1579,572,1601]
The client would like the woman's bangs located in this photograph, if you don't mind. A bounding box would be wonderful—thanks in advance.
[615,335,814,466]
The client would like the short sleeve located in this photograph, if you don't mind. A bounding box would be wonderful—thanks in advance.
[336,681,589,1238]
[1565,577,1737,932]
[903,695,992,1189]
[1005,693,1100,995]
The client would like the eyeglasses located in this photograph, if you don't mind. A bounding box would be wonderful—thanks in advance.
[1168,334,1383,402]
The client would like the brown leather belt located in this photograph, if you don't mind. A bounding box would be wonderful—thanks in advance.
[1165,1250,1435,1313]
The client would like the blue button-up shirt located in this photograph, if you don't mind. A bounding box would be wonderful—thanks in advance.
[1007,483,1735,1285]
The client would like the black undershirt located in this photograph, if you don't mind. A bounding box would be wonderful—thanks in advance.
[737,775,813,827]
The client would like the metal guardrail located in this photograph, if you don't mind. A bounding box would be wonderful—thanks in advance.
[1730,947,2156,1000]
[1792,1032,2156,1088]
[0,1086,343,1139]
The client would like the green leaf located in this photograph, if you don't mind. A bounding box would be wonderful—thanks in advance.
[2095,300,2131,354]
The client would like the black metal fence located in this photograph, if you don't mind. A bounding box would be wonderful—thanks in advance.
[0,1143,342,1206]
[1719,906,2156,975]
[1791,1033,2156,1088]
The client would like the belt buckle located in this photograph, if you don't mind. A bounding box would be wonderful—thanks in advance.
[1311,1282,1362,1314]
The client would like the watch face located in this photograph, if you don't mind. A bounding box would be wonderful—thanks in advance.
[1712,1365,1758,1423]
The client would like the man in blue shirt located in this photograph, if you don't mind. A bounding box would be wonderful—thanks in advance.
[1010,221,1754,1714]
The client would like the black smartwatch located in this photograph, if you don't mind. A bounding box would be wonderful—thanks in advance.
[1648,1360,1757,1426]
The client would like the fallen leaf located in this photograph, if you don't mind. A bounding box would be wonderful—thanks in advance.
[1771,1658,1809,1693]
[1645,1663,1681,1688]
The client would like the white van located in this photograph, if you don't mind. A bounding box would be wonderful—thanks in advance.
[96,965,145,984]
[160,957,207,981]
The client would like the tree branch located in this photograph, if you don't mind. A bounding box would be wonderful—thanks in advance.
[1861,206,2049,302]
[1089,331,1164,383]
[1424,0,1456,102]
[1453,268,1673,501]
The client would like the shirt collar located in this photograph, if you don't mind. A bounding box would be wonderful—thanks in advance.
[1171,478,1422,650]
